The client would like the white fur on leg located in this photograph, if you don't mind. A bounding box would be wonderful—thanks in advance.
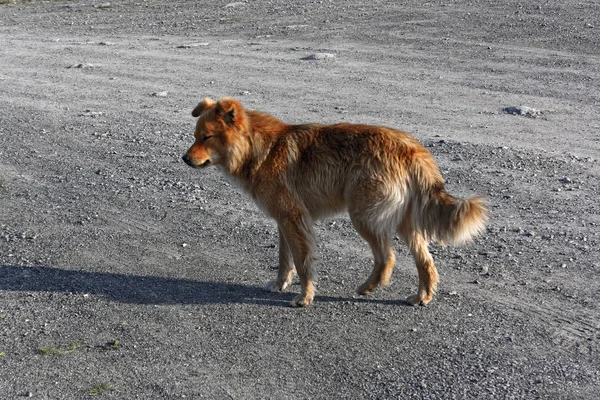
[263,279,288,292]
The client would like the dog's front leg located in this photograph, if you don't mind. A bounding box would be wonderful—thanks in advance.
[263,226,295,292]
[278,212,317,307]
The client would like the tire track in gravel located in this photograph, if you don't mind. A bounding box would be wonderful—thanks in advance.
[490,295,599,355]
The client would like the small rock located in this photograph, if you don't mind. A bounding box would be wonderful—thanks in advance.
[284,24,309,30]
[224,2,246,8]
[448,291,460,296]
[176,42,210,49]
[151,91,168,98]
[80,110,104,117]
[301,53,336,61]
[68,63,96,69]
[558,177,572,184]
[503,106,542,118]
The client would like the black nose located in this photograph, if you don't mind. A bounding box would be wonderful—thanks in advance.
[182,154,193,166]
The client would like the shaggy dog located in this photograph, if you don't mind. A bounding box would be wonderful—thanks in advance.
[183,97,488,307]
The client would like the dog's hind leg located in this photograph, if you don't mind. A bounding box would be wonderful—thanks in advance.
[398,217,439,306]
[263,226,296,292]
[352,218,396,295]
[348,185,400,295]
[348,203,396,294]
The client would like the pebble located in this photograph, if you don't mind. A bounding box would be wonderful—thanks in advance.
[301,53,336,61]
[176,42,210,49]
[80,110,104,117]
[68,63,96,69]
[151,91,168,98]
[224,2,246,8]
[503,106,542,118]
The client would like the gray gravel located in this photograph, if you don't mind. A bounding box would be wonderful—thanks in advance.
[0,0,599,399]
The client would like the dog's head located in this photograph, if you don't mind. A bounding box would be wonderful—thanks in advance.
[182,97,250,173]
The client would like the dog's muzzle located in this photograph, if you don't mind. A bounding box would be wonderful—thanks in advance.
[182,154,210,168]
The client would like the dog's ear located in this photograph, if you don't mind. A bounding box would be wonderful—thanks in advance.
[215,98,243,126]
[192,97,216,117]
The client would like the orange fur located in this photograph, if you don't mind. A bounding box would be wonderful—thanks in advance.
[183,97,489,307]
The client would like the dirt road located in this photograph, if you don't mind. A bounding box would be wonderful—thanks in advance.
[1,1,598,398]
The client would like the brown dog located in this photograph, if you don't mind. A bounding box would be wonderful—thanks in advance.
[183,97,488,307]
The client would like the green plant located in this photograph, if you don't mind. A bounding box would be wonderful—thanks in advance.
[89,383,113,396]
[39,342,80,356]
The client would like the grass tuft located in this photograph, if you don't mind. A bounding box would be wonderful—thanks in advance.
[89,383,113,396]
[39,342,80,356]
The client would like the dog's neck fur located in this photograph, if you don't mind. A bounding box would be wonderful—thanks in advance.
[227,110,287,180]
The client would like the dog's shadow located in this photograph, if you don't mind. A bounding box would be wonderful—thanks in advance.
[0,265,409,307]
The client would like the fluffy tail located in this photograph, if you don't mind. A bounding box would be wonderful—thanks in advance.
[415,185,489,245]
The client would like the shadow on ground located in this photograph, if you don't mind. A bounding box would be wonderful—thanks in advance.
[0,265,409,307]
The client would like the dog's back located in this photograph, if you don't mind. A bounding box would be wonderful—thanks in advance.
[272,122,486,244]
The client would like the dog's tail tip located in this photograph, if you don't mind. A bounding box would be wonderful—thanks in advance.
[447,195,489,245]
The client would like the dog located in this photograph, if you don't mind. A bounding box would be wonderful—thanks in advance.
[182,97,488,307]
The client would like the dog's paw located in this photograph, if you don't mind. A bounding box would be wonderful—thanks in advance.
[356,282,376,296]
[263,279,288,292]
[291,294,313,308]
[406,293,433,306]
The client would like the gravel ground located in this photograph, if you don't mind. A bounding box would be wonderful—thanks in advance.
[0,0,599,399]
